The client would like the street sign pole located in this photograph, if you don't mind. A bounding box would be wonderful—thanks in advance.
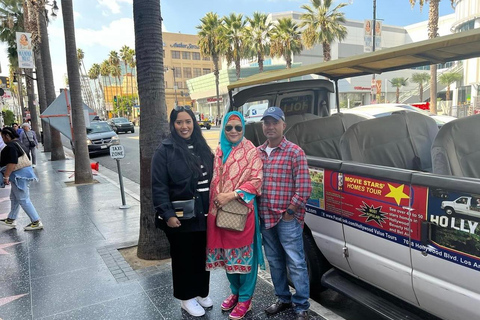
[116,158,129,209]
[110,145,130,209]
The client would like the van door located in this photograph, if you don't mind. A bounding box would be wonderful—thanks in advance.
[306,158,353,275]
[340,163,418,305]
[411,174,480,320]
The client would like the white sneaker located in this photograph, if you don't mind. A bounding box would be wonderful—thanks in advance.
[32,164,36,168]
[181,298,205,317]
[24,221,44,231]
[0,218,16,228]
[196,296,213,308]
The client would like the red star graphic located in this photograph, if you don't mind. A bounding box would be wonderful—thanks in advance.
[0,242,23,255]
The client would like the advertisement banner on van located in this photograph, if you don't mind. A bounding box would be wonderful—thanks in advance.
[419,188,480,272]
[307,170,426,244]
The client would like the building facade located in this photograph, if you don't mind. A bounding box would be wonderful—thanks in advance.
[162,32,214,115]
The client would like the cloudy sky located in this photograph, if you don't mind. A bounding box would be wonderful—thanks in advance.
[0,0,455,94]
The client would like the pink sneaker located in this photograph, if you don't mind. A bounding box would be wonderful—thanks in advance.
[221,294,238,311]
[229,299,252,319]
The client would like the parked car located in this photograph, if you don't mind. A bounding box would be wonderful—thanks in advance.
[343,103,456,128]
[108,117,135,133]
[85,121,120,155]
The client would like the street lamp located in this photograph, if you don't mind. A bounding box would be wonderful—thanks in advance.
[164,66,178,107]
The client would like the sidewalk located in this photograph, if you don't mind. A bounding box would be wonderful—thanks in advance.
[0,148,327,320]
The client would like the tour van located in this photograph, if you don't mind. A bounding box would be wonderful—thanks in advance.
[225,29,480,320]
[244,103,268,123]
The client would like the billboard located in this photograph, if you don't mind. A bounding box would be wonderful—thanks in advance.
[16,32,34,69]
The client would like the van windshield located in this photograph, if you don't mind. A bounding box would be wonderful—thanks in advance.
[87,122,112,134]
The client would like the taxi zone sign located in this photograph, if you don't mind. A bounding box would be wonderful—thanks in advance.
[110,145,125,159]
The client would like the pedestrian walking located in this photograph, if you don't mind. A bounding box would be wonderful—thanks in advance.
[12,123,23,136]
[151,106,214,317]
[0,127,43,231]
[19,123,39,168]
[257,107,312,320]
[206,111,264,320]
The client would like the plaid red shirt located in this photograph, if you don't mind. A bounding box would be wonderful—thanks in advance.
[258,137,312,229]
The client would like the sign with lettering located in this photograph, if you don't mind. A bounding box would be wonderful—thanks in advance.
[110,145,125,159]
[16,32,34,69]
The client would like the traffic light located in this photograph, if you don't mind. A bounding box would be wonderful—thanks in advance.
[113,95,117,103]
[5,77,9,88]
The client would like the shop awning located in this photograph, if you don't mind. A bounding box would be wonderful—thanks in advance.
[228,28,480,91]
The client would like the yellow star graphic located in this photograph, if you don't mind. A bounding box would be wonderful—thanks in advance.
[385,184,410,205]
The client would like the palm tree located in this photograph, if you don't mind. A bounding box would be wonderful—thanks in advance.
[245,12,272,73]
[127,48,136,103]
[222,13,246,80]
[100,60,112,112]
[88,63,102,115]
[111,64,122,116]
[109,50,123,99]
[61,0,93,184]
[197,12,224,117]
[270,18,303,69]
[37,2,65,160]
[389,77,409,103]
[409,0,455,114]
[300,0,348,62]
[119,45,131,94]
[133,0,170,260]
[411,72,430,102]
[439,72,462,101]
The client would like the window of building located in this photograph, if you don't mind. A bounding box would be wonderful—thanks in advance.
[175,81,183,89]
[165,81,168,88]
[192,52,201,60]
[174,67,182,78]
[193,68,202,77]
[203,68,211,75]
[183,67,192,79]
[172,51,181,59]
[182,51,191,60]
[202,56,210,61]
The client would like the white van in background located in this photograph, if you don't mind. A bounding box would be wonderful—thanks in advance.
[244,103,268,123]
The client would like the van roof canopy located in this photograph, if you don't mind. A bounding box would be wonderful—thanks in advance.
[227,28,480,91]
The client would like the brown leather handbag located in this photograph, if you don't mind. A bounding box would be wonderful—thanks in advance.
[216,166,249,231]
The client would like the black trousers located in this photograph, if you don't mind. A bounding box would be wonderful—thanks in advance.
[166,231,210,300]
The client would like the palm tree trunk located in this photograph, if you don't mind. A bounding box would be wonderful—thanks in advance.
[213,54,221,117]
[396,87,400,103]
[34,48,50,148]
[134,0,170,260]
[419,83,424,102]
[235,60,241,80]
[61,0,93,184]
[38,7,65,161]
[25,70,40,136]
[428,0,440,114]
[258,51,264,73]
[16,68,25,118]
[323,41,331,62]
[286,55,292,69]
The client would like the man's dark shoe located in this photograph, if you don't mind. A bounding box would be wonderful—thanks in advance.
[264,300,292,315]
[296,311,309,320]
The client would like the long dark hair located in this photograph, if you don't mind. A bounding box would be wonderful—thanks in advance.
[169,108,213,177]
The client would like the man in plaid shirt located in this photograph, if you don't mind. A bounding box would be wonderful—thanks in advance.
[257,107,312,320]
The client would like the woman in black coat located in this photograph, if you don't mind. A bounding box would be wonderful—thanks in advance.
[151,106,214,317]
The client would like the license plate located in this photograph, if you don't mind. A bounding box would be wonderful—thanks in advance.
[101,145,107,149]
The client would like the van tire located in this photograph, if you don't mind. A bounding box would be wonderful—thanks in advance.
[303,227,330,299]
[206,125,211,130]
[444,207,455,215]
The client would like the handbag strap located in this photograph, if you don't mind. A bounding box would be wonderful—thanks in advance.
[14,142,26,157]
[25,133,32,143]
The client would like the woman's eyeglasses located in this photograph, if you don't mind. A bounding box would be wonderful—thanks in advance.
[174,105,191,111]
[225,125,243,132]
